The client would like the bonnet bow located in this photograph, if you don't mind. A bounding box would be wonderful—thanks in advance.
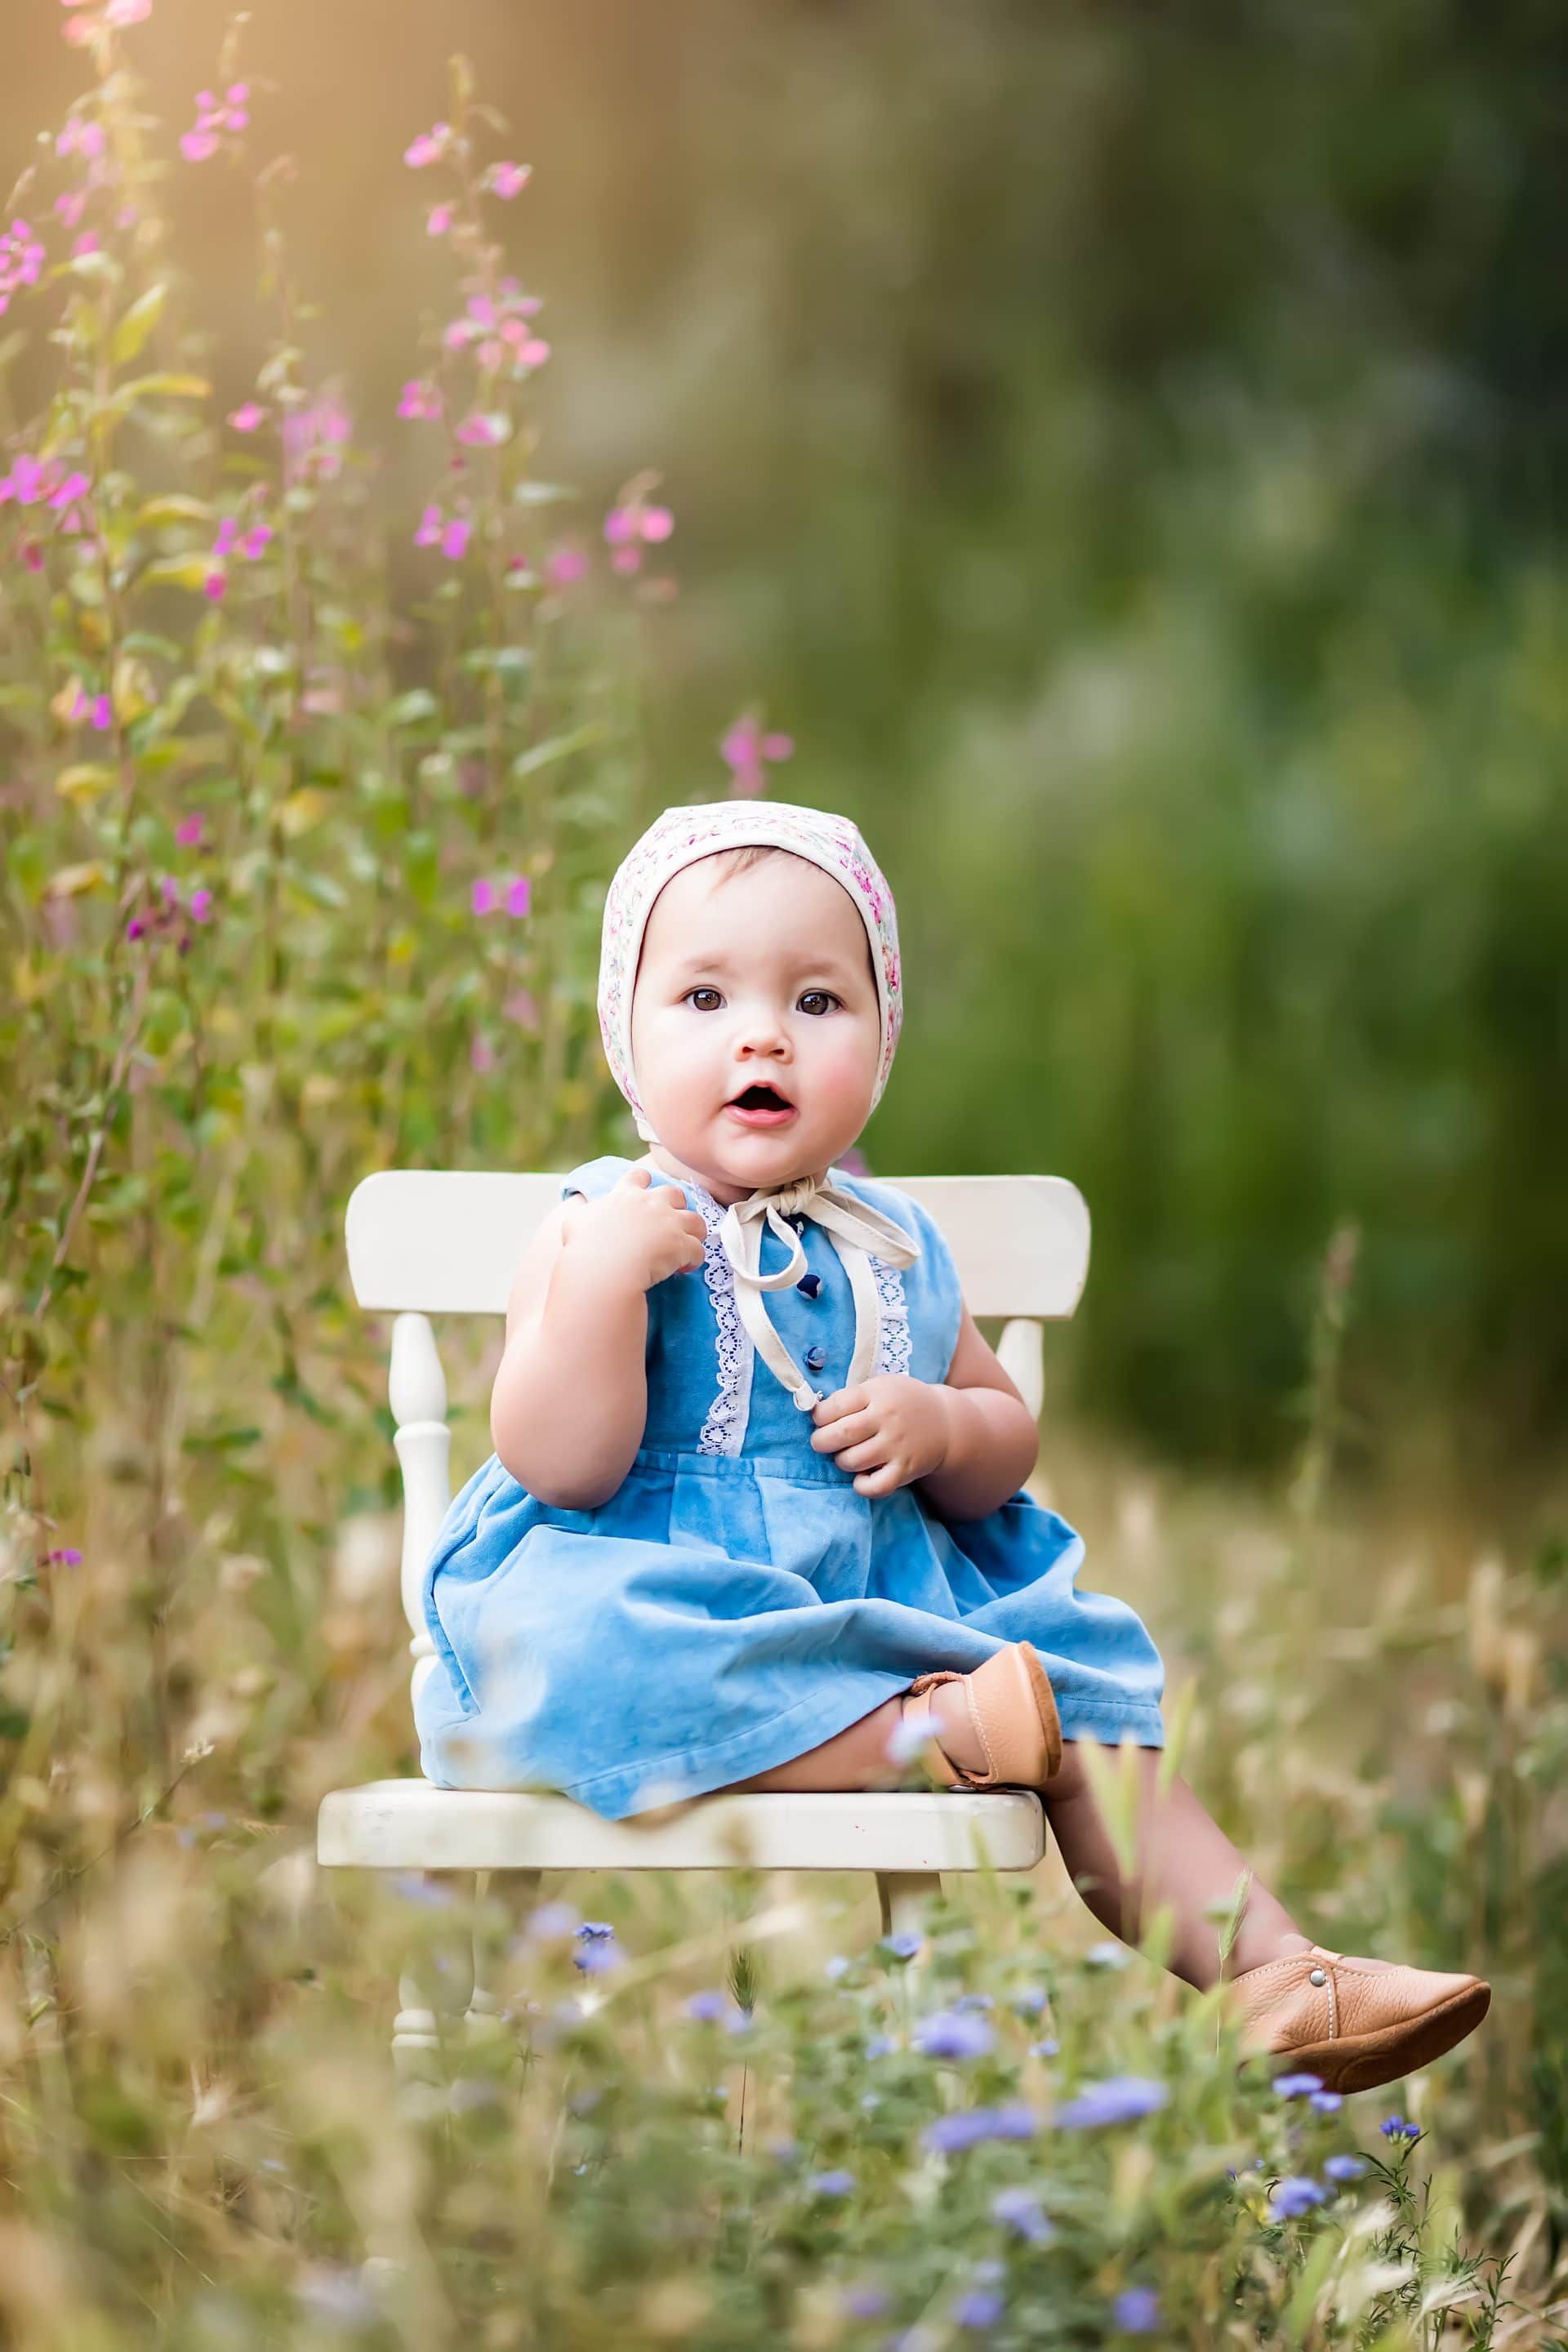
[719,1171,920,1410]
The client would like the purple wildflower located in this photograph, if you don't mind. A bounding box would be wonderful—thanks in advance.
[952,2289,1004,2331]
[990,2186,1053,2243]
[1054,2076,1167,2129]
[1111,2287,1161,2334]
[1379,2116,1421,2143]
[1009,1986,1049,2016]
[923,2105,1038,2155]
[807,2169,854,2199]
[1274,2073,1325,2099]
[1269,2176,1327,2219]
[1309,2090,1343,2114]
[840,2282,889,2320]
[1323,2154,1366,2183]
[883,1931,922,1961]
[685,1990,729,2024]
[915,2010,995,2062]
[46,1547,82,1566]
[1029,2037,1061,2060]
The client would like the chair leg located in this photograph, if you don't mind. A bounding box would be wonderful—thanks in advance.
[466,1869,541,2057]
[877,1870,941,1945]
[392,1907,474,2085]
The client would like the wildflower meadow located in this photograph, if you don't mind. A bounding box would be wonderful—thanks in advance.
[2,6,1566,2346]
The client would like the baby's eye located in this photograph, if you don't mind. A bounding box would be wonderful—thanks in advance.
[684,987,724,1011]
[798,990,840,1017]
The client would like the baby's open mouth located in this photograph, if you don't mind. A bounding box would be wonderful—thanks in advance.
[725,1082,797,1124]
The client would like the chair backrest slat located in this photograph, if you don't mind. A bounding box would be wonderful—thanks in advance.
[345,1170,1089,1320]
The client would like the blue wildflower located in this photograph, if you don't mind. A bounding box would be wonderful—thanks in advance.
[990,2186,1054,2243]
[1009,1986,1049,2016]
[952,2289,1004,2330]
[685,1989,728,2023]
[1309,2089,1343,2114]
[1112,2286,1161,2334]
[1380,2115,1421,2142]
[572,1936,621,1976]
[865,2034,895,2060]
[840,2282,889,2320]
[768,2137,800,2166]
[915,2010,996,2061]
[525,1900,577,1940]
[883,1931,922,1961]
[1085,1940,1132,1970]
[390,1872,456,1907]
[953,1993,994,2013]
[807,2169,855,2199]
[923,2104,1038,2154]
[1055,2076,1167,2129]
[1029,2036,1060,2060]
[1273,2072,1325,2098]
[1270,2175,1327,2218]
[1323,2154,1367,2183]
[824,1954,852,1981]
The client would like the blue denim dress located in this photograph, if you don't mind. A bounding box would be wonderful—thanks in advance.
[414,1156,1165,1817]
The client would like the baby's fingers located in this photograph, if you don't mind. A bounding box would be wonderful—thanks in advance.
[810,1409,876,1456]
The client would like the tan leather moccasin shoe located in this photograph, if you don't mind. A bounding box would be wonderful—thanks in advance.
[1226,1944,1491,2094]
[902,1640,1063,1789]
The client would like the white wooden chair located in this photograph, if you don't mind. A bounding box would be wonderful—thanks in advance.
[317,1169,1090,2073]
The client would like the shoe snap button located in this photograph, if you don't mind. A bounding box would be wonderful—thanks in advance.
[1309,1967,1327,1986]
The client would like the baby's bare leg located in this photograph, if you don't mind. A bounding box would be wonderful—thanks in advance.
[728,1705,1307,1993]
[728,1699,906,1793]
[1044,1741,1309,1989]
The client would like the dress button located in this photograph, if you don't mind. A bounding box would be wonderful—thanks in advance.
[1308,1967,1327,1987]
[797,1273,822,1299]
[804,1344,827,1374]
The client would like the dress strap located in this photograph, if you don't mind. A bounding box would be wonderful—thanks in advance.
[718,1172,920,1410]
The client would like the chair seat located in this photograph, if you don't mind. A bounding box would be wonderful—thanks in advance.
[316,1780,1046,1874]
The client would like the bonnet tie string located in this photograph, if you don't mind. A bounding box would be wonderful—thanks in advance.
[718,1172,921,1410]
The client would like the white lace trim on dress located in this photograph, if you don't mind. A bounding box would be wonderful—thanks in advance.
[693,1186,753,1456]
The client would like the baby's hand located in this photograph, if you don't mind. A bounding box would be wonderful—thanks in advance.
[564,1165,706,1294]
[808,1374,952,1499]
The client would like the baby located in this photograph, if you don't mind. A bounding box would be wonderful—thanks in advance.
[416,798,1489,2092]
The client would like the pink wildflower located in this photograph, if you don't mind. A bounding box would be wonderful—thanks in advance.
[545,545,588,586]
[189,886,213,922]
[471,1034,497,1075]
[720,714,795,798]
[414,502,443,548]
[281,394,351,484]
[57,117,105,161]
[487,161,531,198]
[403,121,449,169]
[72,232,99,257]
[180,82,247,163]
[107,0,152,23]
[503,988,538,1029]
[426,203,454,237]
[55,189,89,229]
[46,1547,82,1566]
[228,401,266,432]
[640,506,674,541]
[603,498,675,573]
[455,412,505,448]
[175,813,203,846]
[397,379,443,422]
[504,875,531,917]
[471,878,496,916]
[90,693,112,730]
[203,571,225,601]
[0,220,46,315]
[440,516,471,559]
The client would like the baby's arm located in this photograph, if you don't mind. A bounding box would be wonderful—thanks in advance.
[915,1307,1040,1518]
[489,1167,706,1508]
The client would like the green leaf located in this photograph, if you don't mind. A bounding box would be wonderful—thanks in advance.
[137,552,216,594]
[54,764,118,806]
[135,494,215,532]
[511,723,603,778]
[287,867,349,911]
[384,689,439,729]
[110,282,170,368]
[183,1424,263,1454]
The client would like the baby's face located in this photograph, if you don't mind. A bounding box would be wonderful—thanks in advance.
[629,852,882,1194]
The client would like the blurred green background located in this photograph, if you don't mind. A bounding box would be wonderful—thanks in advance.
[17,0,1564,1488]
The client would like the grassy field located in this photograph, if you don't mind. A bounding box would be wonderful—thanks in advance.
[3,8,1568,2341]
